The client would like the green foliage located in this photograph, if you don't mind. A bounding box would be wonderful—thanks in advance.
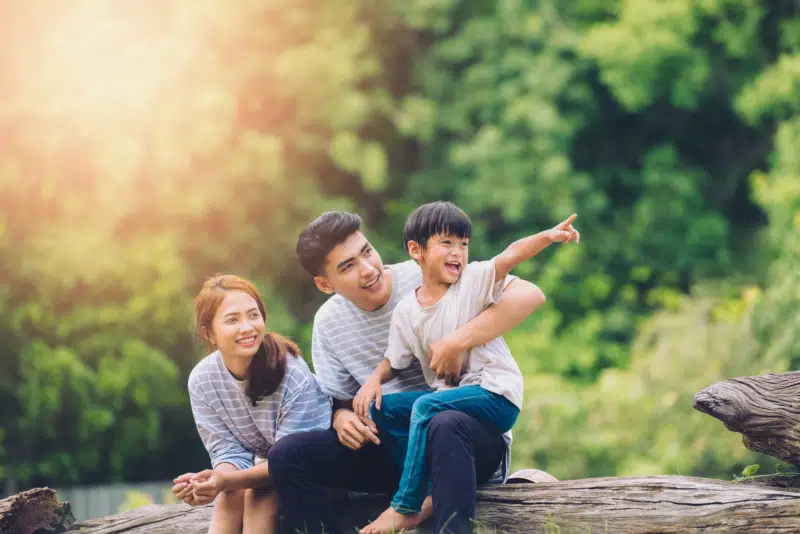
[0,0,391,486]
[511,287,781,479]
[118,490,154,513]
[741,464,760,478]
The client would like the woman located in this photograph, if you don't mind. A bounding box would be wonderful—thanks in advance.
[172,275,332,534]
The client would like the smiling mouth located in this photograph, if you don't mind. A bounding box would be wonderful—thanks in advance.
[236,336,257,345]
[362,274,381,290]
[445,262,461,274]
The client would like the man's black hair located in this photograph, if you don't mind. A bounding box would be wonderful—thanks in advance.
[403,201,472,251]
[296,211,362,276]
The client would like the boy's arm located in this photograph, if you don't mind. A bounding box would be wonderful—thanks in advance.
[370,358,396,384]
[494,214,580,280]
[353,359,395,418]
[430,214,579,385]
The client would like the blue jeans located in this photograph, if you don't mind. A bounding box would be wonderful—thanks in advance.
[371,385,520,514]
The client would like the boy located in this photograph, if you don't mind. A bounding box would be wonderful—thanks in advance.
[353,201,579,533]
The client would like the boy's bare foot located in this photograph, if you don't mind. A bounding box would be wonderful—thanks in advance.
[419,495,433,522]
[359,506,422,534]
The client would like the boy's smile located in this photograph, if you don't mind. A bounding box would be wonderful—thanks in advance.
[413,233,469,287]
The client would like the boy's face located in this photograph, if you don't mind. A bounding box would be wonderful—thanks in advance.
[313,231,389,311]
[410,233,470,285]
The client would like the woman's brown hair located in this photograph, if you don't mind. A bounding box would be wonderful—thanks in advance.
[194,275,299,406]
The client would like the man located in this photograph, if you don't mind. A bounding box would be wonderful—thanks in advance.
[268,211,546,534]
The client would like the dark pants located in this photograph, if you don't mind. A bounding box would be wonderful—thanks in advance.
[268,410,506,534]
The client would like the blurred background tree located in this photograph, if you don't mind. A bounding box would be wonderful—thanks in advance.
[0,0,797,490]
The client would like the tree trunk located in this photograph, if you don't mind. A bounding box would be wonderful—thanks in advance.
[0,487,75,534]
[22,476,796,533]
[693,371,800,464]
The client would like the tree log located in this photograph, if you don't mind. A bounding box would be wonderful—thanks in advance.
[26,476,796,533]
[693,371,800,464]
[0,487,75,534]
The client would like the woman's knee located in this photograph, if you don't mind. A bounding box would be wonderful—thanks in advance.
[214,488,247,514]
[245,487,280,516]
[242,489,280,534]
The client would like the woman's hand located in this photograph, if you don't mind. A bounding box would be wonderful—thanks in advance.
[189,469,228,506]
[172,472,202,506]
[172,470,226,506]
[353,378,383,419]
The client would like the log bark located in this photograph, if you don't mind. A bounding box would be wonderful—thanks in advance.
[693,371,800,464]
[40,476,800,533]
[0,487,75,534]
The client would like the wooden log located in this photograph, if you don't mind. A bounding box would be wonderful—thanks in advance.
[693,371,800,464]
[738,474,800,493]
[0,487,75,534]
[55,476,800,533]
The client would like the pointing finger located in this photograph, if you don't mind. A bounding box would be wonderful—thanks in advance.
[559,213,577,229]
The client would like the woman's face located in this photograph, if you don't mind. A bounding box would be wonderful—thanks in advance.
[206,290,266,361]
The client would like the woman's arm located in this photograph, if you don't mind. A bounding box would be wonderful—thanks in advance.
[190,389,254,471]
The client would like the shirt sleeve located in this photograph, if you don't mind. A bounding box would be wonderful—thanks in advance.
[275,362,332,441]
[189,387,254,471]
[311,320,361,400]
[385,306,415,370]
[464,259,518,309]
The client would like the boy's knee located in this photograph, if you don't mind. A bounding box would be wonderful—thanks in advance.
[410,395,437,421]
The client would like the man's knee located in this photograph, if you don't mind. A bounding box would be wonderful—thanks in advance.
[427,410,471,444]
[267,433,300,480]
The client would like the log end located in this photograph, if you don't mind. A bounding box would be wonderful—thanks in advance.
[693,383,745,429]
[0,487,75,534]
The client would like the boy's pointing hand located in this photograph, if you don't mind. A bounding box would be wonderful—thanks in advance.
[549,214,580,244]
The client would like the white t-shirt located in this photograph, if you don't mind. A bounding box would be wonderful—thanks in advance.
[385,259,524,409]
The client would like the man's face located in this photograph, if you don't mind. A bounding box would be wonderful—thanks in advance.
[314,231,389,311]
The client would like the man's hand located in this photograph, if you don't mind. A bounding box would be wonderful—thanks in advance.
[353,378,383,419]
[429,338,464,386]
[547,214,580,244]
[332,408,380,450]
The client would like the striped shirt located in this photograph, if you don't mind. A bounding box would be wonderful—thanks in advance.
[188,351,332,471]
[312,261,430,400]
[312,260,513,482]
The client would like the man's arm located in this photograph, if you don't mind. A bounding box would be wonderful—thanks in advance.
[430,213,581,383]
[310,320,380,449]
[429,278,546,384]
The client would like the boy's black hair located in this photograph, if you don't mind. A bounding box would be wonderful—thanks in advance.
[403,201,472,251]
[296,211,362,276]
